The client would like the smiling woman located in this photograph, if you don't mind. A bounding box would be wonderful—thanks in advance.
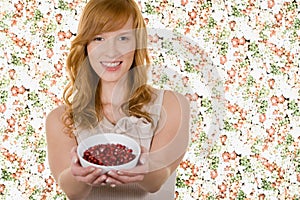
[1,0,298,199]
[87,18,136,83]
[45,0,190,199]
[63,0,152,131]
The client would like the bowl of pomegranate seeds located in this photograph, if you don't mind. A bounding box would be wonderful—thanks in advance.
[77,133,141,173]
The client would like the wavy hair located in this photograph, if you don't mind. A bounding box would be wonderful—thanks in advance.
[63,0,153,136]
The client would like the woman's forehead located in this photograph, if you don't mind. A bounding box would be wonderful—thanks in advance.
[95,17,135,36]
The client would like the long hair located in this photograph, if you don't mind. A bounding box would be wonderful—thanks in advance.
[63,0,153,136]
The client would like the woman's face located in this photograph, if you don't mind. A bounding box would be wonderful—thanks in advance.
[87,17,136,83]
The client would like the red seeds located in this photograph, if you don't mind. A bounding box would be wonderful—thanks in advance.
[83,143,136,166]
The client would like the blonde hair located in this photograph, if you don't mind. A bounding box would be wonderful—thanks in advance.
[63,0,153,136]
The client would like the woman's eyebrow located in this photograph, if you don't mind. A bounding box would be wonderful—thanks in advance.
[117,30,135,35]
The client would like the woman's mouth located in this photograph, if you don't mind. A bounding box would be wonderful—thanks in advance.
[100,61,122,71]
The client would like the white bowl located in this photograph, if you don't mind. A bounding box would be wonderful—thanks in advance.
[77,133,141,174]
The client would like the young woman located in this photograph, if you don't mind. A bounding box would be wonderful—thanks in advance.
[46,0,190,199]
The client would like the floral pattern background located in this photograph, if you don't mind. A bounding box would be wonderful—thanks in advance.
[0,0,299,199]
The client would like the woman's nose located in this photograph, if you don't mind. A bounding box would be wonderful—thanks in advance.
[103,38,121,58]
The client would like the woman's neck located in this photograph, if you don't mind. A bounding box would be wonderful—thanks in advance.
[100,80,129,124]
[100,79,128,107]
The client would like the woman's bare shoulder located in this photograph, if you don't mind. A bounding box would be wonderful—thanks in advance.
[45,104,76,144]
[162,90,190,110]
[150,87,189,106]
[46,104,67,130]
[47,105,66,118]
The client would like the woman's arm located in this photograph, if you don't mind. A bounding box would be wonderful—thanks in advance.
[137,90,190,192]
[107,90,190,192]
[46,106,107,199]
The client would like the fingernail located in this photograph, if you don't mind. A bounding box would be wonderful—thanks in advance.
[140,158,146,165]
[110,184,116,188]
[107,171,113,176]
[117,171,123,175]
[73,157,78,164]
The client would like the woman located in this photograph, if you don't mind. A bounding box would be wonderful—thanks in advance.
[46,0,190,199]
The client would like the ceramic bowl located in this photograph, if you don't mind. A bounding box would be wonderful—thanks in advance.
[77,133,141,174]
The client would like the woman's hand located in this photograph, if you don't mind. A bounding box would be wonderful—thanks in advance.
[70,147,109,187]
[104,146,149,186]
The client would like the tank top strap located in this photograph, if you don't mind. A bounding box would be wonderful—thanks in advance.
[156,89,165,106]
[153,89,165,112]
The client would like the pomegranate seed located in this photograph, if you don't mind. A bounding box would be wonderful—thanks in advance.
[83,143,136,166]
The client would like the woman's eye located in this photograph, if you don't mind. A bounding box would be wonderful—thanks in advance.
[119,36,129,41]
[94,36,104,41]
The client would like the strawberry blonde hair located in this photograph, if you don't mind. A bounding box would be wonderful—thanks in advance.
[63,0,153,136]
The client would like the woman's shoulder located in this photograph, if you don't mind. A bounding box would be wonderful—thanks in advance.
[45,104,72,138]
[149,87,189,108]
[161,89,190,109]
[150,87,183,98]
[46,104,66,124]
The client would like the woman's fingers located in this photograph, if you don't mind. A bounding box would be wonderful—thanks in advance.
[70,146,108,185]
[138,151,148,165]
[118,161,149,176]
[69,145,148,186]
[70,146,78,158]
[105,176,124,185]
[71,164,95,177]
[107,170,144,184]
[92,174,109,185]
[74,167,108,186]
[77,169,106,185]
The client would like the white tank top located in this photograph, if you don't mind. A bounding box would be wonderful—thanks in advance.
[75,89,176,200]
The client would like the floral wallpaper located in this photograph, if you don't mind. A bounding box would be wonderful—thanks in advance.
[0,0,299,199]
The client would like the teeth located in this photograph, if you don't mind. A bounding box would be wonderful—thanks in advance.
[101,62,121,67]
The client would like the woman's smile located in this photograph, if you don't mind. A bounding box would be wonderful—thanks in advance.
[100,61,123,71]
